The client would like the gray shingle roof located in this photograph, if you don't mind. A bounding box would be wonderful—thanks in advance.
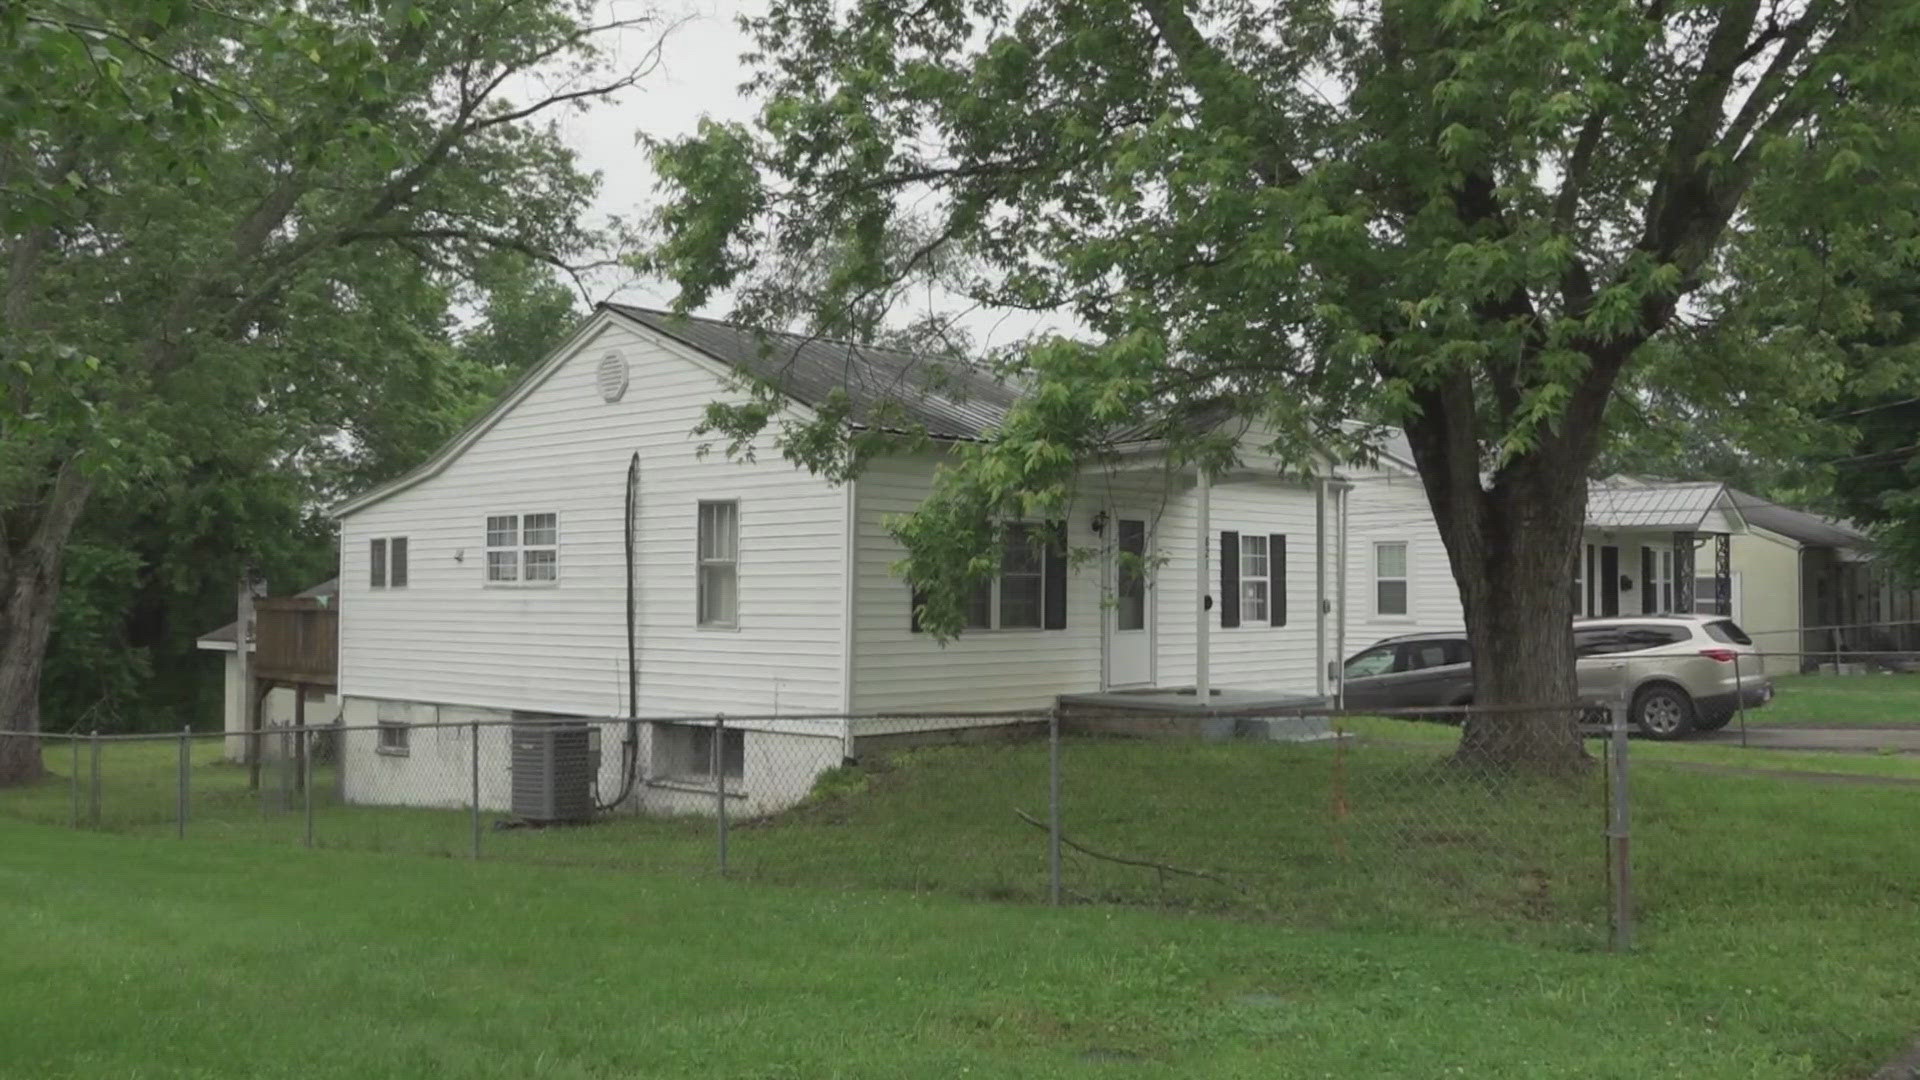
[603,304,1023,441]
[1728,490,1873,550]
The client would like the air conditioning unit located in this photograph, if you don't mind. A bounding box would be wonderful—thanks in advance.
[510,721,596,823]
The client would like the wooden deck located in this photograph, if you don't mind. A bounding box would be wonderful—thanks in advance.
[253,598,337,686]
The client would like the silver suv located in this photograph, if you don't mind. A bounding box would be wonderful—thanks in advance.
[1335,615,1773,739]
[1574,615,1773,739]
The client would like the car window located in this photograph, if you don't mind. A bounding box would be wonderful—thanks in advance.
[1578,625,1689,655]
[1344,646,1397,678]
[1444,639,1473,665]
[1574,628,1626,657]
[1704,620,1753,646]
[1402,642,1452,671]
[1616,625,1690,651]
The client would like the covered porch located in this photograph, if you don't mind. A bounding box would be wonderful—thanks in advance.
[1583,481,1746,619]
[1065,453,1350,741]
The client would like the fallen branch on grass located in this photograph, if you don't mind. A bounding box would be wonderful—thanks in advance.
[1013,809,1252,897]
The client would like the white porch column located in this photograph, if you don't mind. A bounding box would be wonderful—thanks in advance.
[1196,464,1211,702]
[1315,477,1328,699]
[1334,480,1350,709]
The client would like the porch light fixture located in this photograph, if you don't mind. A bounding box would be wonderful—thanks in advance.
[1620,574,1634,591]
[1090,510,1108,535]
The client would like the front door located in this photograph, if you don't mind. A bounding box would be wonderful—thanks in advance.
[1599,545,1621,617]
[1106,516,1153,687]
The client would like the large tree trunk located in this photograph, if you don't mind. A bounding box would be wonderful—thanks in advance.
[1448,479,1588,772]
[1404,395,1594,773]
[0,562,60,784]
[0,462,93,786]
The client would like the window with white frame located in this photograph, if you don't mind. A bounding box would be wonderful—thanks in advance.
[1652,547,1674,612]
[1239,534,1270,623]
[370,537,408,589]
[484,514,558,584]
[697,501,739,626]
[377,720,409,755]
[965,523,1047,630]
[1374,541,1409,616]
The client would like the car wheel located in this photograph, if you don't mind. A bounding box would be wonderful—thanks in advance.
[1632,684,1695,740]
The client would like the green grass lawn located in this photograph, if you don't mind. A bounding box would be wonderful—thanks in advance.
[4,734,1615,942]
[1748,672,1920,726]
[2,797,1917,1079]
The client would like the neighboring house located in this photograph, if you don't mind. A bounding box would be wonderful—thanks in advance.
[194,579,341,761]
[1580,478,1748,622]
[1336,438,1464,659]
[1336,430,1827,668]
[321,304,1423,815]
[1724,490,1919,666]
[1338,433,1901,675]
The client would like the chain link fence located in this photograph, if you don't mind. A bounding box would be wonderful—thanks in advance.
[0,702,1637,945]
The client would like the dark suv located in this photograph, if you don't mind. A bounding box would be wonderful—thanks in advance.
[1337,632,1475,712]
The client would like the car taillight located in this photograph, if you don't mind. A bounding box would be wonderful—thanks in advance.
[1699,648,1738,663]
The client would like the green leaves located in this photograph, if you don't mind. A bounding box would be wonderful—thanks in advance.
[646,0,1920,653]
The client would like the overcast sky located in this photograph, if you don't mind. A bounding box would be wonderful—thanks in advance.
[543,0,1067,350]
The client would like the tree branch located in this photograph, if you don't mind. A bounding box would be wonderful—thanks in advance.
[1133,0,1301,186]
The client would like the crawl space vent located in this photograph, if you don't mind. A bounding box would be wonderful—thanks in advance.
[596,351,629,403]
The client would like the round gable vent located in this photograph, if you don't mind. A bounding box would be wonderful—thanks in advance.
[596,351,629,403]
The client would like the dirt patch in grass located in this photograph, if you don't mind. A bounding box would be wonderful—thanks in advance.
[1869,1037,1920,1079]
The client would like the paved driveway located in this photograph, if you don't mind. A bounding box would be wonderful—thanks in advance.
[1696,725,1920,753]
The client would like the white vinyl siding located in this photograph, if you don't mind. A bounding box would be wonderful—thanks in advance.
[336,318,847,719]
[850,454,1108,712]
[1154,476,1321,690]
[1342,473,1462,655]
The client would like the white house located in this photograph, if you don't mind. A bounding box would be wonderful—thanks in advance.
[321,304,1426,816]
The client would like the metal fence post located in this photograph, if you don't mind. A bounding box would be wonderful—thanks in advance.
[1048,706,1063,906]
[303,725,314,849]
[470,721,481,860]
[334,716,347,805]
[1608,695,1633,952]
[87,729,100,828]
[69,736,80,829]
[1734,652,1749,748]
[714,714,729,877]
[177,726,190,839]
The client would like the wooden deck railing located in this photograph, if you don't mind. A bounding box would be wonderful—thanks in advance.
[253,598,337,685]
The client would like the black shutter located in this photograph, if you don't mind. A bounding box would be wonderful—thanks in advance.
[1269,533,1286,626]
[909,586,928,633]
[1220,531,1240,628]
[391,537,409,588]
[1640,547,1655,614]
[1042,521,1068,630]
